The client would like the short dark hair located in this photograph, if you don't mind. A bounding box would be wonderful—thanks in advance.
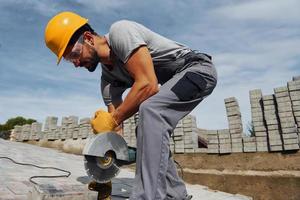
[68,23,97,46]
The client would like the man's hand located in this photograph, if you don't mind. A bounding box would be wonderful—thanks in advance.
[91,109,118,134]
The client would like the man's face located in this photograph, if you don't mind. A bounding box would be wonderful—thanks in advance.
[63,34,100,72]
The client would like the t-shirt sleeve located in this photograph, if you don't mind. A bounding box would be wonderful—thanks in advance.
[100,76,126,106]
[109,20,147,63]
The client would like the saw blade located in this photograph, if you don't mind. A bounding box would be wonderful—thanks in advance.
[84,155,120,183]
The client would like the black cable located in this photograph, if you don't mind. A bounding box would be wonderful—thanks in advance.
[0,156,71,185]
[174,159,184,179]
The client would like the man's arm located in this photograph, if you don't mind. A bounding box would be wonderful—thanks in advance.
[113,46,159,124]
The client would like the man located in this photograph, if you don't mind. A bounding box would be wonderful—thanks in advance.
[45,11,217,200]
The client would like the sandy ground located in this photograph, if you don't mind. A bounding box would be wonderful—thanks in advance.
[0,139,252,200]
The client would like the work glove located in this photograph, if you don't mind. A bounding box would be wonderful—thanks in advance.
[91,109,118,134]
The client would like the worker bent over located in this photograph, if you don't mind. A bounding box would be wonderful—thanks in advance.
[45,11,217,200]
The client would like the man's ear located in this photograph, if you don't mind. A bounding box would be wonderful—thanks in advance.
[83,31,94,46]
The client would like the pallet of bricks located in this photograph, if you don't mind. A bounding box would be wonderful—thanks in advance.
[44,116,58,140]
[289,76,300,145]
[173,120,184,153]
[274,86,299,150]
[272,77,300,150]
[182,115,198,153]
[262,94,282,151]
[250,90,268,152]
[225,97,243,153]
[207,130,219,154]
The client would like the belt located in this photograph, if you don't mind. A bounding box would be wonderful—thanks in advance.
[182,51,212,66]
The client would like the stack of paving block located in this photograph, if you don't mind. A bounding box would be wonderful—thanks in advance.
[225,97,243,153]
[262,94,283,151]
[173,120,185,153]
[30,122,42,141]
[182,115,198,153]
[250,90,268,152]
[44,116,58,140]
[207,130,219,154]
[60,117,69,140]
[123,115,137,147]
[66,116,79,139]
[21,124,31,141]
[79,118,91,139]
[54,126,61,140]
[242,137,256,152]
[288,77,300,145]
[218,129,231,154]
[275,86,299,150]
[14,125,23,142]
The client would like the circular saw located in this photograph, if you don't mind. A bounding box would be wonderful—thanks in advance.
[83,132,136,183]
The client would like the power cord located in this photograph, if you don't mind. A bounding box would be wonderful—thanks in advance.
[174,159,184,179]
[0,156,71,185]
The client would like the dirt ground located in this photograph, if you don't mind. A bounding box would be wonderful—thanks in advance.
[173,152,300,200]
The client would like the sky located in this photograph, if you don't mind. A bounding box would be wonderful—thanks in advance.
[0,0,300,134]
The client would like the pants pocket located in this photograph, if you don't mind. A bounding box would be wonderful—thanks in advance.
[171,72,207,101]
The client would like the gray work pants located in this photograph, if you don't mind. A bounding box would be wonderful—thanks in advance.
[130,56,218,200]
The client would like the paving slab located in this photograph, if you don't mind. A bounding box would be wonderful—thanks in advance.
[0,139,252,199]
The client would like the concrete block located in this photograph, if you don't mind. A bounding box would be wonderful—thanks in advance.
[283,138,299,145]
[256,136,267,142]
[274,86,288,93]
[262,94,275,101]
[227,110,241,116]
[267,125,280,131]
[219,148,232,154]
[282,133,298,139]
[264,104,276,110]
[269,140,282,146]
[208,144,218,149]
[255,131,267,136]
[243,147,257,152]
[281,122,296,129]
[270,145,283,151]
[207,149,219,154]
[194,148,207,153]
[243,137,256,142]
[265,119,278,125]
[184,149,195,153]
[231,147,243,153]
[252,116,264,122]
[256,146,268,152]
[288,84,300,91]
[224,97,237,103]
[249,89,262,96]
[225,101,239,107]
[219,138,231,144]
[281,127,297,134]
[231,138,242,143]
[284,144,300,150]
[254,126,267,132]
[229,129,243,135]
[253,121,265,127]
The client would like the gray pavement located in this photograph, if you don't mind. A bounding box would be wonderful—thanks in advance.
[0,139,252,200]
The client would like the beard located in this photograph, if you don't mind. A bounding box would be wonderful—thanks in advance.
[85,47,100,72]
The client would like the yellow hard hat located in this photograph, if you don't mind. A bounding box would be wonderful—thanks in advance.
[44,11,88,65]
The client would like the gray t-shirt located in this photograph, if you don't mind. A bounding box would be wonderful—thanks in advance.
[101,20,191,106]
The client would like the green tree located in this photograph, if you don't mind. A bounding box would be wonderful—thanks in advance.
[0,116,36,139]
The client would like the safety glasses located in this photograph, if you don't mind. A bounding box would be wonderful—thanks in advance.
[64,35,84,63]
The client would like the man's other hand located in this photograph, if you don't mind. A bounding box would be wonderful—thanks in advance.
[91,109,118,134]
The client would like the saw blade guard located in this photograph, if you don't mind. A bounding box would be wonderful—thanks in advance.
[83,132,130,162]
